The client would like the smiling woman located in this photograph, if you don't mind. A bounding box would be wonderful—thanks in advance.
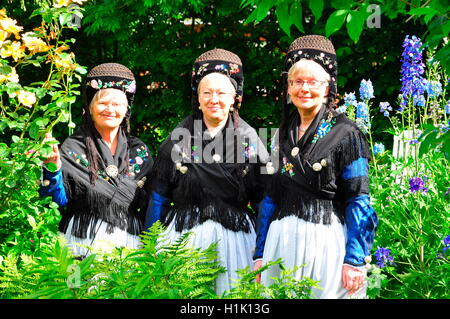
[198,72,236,136]
[253,35,378,299]
[147,48,270,295]
[38,63,154,259]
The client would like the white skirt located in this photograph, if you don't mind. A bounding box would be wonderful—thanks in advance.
[160,217,256,296]
[261,214,367,299]
[61,216,141,257]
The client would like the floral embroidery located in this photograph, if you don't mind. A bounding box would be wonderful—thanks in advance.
[88,79,136,93]
[196,63,209,77]
[281,157,295,177]
[229,63,240,75]
[129,145,150,175]
[68,151,89,167]
[311,113,337,144]
[215,64,226,71]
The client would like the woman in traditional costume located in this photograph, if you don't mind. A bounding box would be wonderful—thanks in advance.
[253,35,378,298]
[39,63,153,258]
[146,49,268,295]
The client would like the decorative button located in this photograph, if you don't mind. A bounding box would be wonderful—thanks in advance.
[312,162,322,171]
[320,159,327,167]
[175,162,182,169]
[105,164,118,178]
[291,147,299,157]
[42,180,50,187]
[212,154,221,162]
[266,162,275,175]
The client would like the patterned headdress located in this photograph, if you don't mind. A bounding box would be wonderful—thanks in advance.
[85,63,136,109]
[191,48,244,111]
[284,35,337,100]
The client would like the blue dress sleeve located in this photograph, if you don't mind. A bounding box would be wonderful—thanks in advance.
[253,195,277,260]
[340,157,378,266]
[144,191,169,231]
[38,168,68,207]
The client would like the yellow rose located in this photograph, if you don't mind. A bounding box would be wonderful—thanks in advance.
[54,52,76,72]
[0,17,23,39]
[0,67,19,84]
[72,0,89,4]
[53,0,72,8]
[17,90,37,108]
[0,40,25,61]
[0,29,8,42]
[22,32,51,54]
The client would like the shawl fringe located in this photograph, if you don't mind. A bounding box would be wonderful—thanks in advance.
[161,201,255,233]
[59,187,144,238]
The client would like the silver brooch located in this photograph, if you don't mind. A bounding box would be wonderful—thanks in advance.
[105,165,119,178]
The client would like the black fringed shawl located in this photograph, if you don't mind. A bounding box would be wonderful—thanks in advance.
[268,105,372,224]
[152,113,269,233]
[58,128,153,238]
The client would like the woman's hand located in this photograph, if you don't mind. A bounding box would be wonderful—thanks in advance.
[253,259,263,283]
[42,132,61,170]
[342,264,366,295]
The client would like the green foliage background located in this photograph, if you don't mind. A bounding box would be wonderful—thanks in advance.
[0,0,449,299]
[4,0,447,154]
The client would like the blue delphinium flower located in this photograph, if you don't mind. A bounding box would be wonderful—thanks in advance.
[426,81,443,98]
[437,235,450,260]
[379,102,392,117]
[409,176,428,193]
[373,143,385,156]
[414,94,426,107]
[446,101,450,114]
[443,235,450,253]
[374,247,395,268]
[400,35,427,106]
[338,92,358,113]
[440,121,450,134]
[356,101,370,133]
[359,79,375,100]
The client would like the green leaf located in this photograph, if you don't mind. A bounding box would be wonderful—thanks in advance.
[309,0,323,23]
[325,9,348,37]
[291,1,304,33]
[27,215,37,230]
[59,12,73,26]
[0,143,9,159]
[276,2,291,37]
[28,122,40,140]
[346,10,366,43]
[256,0,274,22]
[11,135,20,143]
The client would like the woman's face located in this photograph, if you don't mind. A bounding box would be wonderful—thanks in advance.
[90,88,128,132]
[287,61,329,116]
[198,73,236,125]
